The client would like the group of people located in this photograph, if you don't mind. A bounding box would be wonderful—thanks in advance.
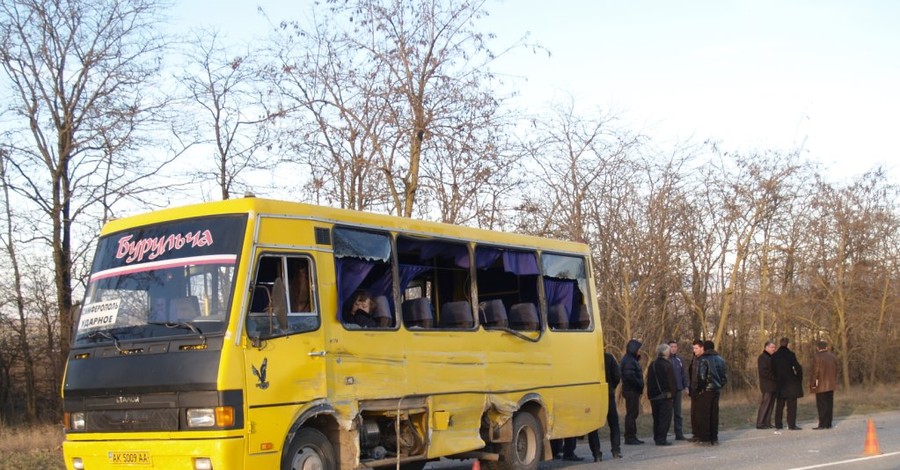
[552,337,728,461]
[622,338,727,447]
[757,337,838,431]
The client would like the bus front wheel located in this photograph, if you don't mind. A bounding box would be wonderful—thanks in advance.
[488,412,542,470]
[283,428,336,470]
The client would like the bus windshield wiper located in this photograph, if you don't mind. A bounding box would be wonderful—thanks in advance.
[149,321,206,346]
[84,330,123,351]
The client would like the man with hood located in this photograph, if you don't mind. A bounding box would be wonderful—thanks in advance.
[772,337,803,430]
[620,339,644,445]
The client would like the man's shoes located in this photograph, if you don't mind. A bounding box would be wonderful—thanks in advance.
[774,425,783,430]
[710,440,719,446]
[813,426,831,430]
[655,441,672,446]
[624,438,644,445]
[611,451,622,459]
[552,453,562,460]
[562,454,584,461]
[756,425,772,429]
[789,426,802,430]
[687,436,701,442]
[592,453,602,462]
[674,434,686,440]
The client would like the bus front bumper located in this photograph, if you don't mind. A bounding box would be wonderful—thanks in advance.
[62,435,245,470]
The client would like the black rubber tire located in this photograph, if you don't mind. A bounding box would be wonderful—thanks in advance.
[282,428,337,470]
[487,412,542,470]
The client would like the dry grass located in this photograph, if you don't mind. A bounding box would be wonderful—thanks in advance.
[3,384,900,469]
[0,422,65,470]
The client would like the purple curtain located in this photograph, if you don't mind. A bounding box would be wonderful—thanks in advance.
[399,264,432,291]
[503,251,539,275]
[336,258,375,318]
[544,278,575,319]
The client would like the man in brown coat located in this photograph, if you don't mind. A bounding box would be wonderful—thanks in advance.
[810,340,838,429]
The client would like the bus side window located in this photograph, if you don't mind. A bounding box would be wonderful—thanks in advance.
[247,255,319,338]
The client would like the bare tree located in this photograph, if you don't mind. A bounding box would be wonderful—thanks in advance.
[178,29,280,200]
[0,152,36,422]
[269,0,524,217]
[0,0,176,371]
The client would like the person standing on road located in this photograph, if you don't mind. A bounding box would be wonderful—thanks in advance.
[646,343,678,446]
[810,340,838,430]
[667,339,688,440]
[772,337,804,430]
[688,339,705,443]
[699,340,727,445]
[621,339,645,445]
[756,341,778,429]
[588,351,623,461]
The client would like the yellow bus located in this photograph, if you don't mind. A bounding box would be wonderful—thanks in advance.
[62,197,607,470]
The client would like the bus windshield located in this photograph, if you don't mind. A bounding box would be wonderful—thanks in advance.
[73,214,247,347]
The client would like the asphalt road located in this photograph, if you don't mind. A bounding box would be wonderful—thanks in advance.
[431,411,900,470]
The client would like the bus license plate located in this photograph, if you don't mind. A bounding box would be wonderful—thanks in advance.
[108,451,152,465]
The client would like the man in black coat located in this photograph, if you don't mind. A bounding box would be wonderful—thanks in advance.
[620,339,644,445]
[756,341,778,429]
[588,351,623,460]
[772,337,804,430]
[646,344,678,446]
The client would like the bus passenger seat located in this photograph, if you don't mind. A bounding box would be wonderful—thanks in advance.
[479,299,508,328]
[440,301,474,329]
[372,295,392,327]
[508,302,539,331]
[402,298,433,329]
[548,304,569,330]
[574,305,591,329]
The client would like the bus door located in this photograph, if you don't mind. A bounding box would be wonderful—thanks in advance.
[243,252,327,454]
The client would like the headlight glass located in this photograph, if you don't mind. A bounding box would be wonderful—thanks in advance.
[186,408,216,428]
[71,412,85,431]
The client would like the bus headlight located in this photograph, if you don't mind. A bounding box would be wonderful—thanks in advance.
[187,406,234,428]
[69,412,85,431]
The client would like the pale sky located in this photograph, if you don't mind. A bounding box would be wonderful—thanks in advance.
[171,0,899,182]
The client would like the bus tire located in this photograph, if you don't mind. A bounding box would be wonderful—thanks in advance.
[282,428,336,470]
[486,412,542,470]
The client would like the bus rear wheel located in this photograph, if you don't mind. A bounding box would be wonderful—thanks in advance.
[283,428,336,470]
[485,412,542,470]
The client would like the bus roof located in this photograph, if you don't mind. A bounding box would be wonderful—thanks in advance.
[101,197,589,254]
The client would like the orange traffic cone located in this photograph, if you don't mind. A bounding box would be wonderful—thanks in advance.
[863,418,881,456]
[472,460,482,470]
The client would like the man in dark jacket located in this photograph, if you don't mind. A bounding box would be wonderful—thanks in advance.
[756,341,778,429]
[810,340,838,429]
[646,344,678,446]
[667,339,688,440]
[588,352,623,460]
[772,337,804,430]
[620,339,644,445]
[691,340,728,445]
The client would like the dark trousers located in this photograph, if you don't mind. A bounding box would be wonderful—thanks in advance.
[775,396,798,428]
[623,390,641,441]
[691,390,717,442]
[551,437,577,457]
[588,392,621,456]
[650,398,673,444]
[756,391,776,427]
[815,391,834,428]
[672,389,684,438]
